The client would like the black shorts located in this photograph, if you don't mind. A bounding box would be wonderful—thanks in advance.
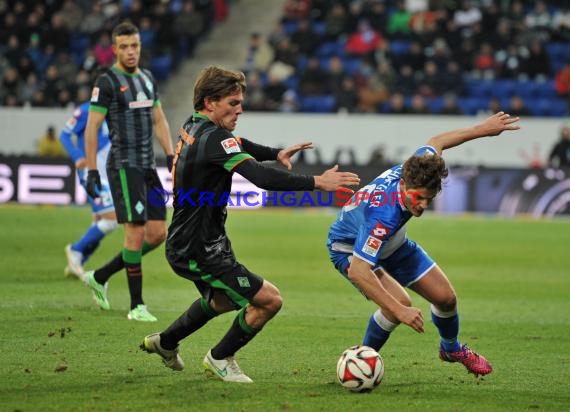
[107,167,167,224]
[166,251,264,309]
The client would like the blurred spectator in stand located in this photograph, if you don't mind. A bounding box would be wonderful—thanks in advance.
[282,0,311,22]
[81,2,106,37]
[386,92,408,114]
[442,61,466,95]
[398,41,425,73]
[417,60,443,97]
[453,0,482,37]
[496,45,526,79]
[548,125,570,168]
[243,32,273,74]
[42,64,67,106]
[1,68,22,104]
[552,6,570,42]
[243,71,267,111]
[363,1,388,36]
[508,95,531,116]
[173,1,205,53]
[278,89,300,113]
[272,37,299,68]
[324,3,348,41]
[335,76,359,114]
[441,93,464,115]
[523,0,552,43]
[524,39,550,81]
[263,71,288,111]
[290,19,318,56]
[44,13,70,52]
[20,73,40,106]
[387,0,412,39]
[93,32,114,67]
[59,0,83,32]
[299,56,330,95]
[345,19,383,59]
[408,93,430,114]
[394,64,417,96]
[473,43,496,79]
[327,56,348,95]
[37,125,67,157]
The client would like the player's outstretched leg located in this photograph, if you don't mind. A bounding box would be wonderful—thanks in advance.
[140,333,184,371]
[439,344,493,376]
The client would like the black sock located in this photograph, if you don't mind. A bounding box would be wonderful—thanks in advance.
[94,252,123,284]
[94,241,158,285]
[122,248,143,309]
[211,307,260,359]
[160,298,218,350]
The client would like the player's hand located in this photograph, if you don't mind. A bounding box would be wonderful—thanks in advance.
[75,158,87,169]
[396,306,424,333]
[277,142,313,170]
[314,164,360,192]
[479,111,521,137]
[86,170,102,199]
[166,154,174,172]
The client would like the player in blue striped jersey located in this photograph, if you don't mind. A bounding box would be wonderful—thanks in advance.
[59,101,117,279]
[327,112,520,377]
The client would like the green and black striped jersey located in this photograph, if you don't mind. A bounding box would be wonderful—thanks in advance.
[90,65,160,169]
[167,114,254,259]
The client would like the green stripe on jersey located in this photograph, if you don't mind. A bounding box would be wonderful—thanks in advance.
[119,169,133,222]
[224,153,253,171]
[89,105,107,114]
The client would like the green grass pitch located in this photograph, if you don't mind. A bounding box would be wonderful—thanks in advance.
[1,205,569,411]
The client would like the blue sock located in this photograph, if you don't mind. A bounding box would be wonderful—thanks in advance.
[81,241,101,264]
[72,224,105,256]
[431,305,460,352]
[363,311,395,352]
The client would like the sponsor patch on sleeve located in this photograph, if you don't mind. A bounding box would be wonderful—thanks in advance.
[90,87,100,103]
[64,117,77,129]
[221,138,241,154]
[362,236,382,257]
[371,222,389,239]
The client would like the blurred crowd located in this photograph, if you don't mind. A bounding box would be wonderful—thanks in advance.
[0,0,230,108]
[241,0,570,116]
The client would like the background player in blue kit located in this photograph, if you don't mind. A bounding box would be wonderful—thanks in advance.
[60,101,117,279]
[327,112,520,377]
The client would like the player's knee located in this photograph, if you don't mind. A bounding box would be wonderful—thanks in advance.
[146,227,166,245]
[434,294,457,313]
[266,291,283,315]
[255,283,283,315]
[96,218,118,234]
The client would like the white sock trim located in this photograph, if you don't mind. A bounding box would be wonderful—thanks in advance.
[373,309,398,331]
[430,304,457,318]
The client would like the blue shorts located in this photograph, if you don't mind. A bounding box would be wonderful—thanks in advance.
[327,238,435,287]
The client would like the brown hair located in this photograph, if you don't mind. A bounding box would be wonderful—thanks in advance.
[193,66,246,110]
[402,153,448,193]
[112,22,139,43]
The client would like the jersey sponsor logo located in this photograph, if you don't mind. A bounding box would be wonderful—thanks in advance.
[362,236,381,257]
[73,107,81,117]
[221,138,241,154]
[90,87,100,102]
[120,85,129,92]
[129,100,153,109]
[371,222,389,239]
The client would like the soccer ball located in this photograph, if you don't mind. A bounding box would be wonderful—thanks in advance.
[336,345,384,392]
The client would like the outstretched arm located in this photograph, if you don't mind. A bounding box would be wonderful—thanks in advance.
[427,112,520,155]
